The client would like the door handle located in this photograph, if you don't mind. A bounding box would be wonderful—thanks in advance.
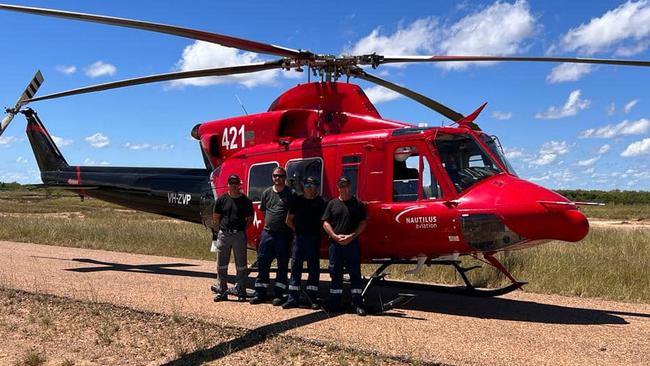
[381,206,392,211]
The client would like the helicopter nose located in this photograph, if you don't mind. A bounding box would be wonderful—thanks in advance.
[495,179,589,242]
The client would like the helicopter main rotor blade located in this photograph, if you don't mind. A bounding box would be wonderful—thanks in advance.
[350,68,464,122]
[380,55,650,67]
[0,4,308,59]
[23,61,285,105]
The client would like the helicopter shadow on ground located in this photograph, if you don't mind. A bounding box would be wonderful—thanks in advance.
[50,257,648,325]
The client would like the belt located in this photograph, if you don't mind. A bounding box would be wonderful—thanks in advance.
[221,229,243,234]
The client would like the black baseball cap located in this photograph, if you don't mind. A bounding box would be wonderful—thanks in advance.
[337,176,351,187]
[227,174,241,184]
[304,176,320,186]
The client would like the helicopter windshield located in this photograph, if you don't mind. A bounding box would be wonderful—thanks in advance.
[434,133,503,193]
[480,134,518,176]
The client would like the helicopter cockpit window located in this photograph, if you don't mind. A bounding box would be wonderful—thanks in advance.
[480,134,518,176]
[248,162,279,202]
[434,133,503,193]
[285,158,323,196]
[392,147,441,202]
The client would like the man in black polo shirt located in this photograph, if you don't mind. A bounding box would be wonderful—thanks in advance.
[250,166,295,305]
[322,176,368,316]
[283,176,326,309]
[211,174,254,302]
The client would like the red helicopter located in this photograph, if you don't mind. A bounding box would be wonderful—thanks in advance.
[2,4,648,305]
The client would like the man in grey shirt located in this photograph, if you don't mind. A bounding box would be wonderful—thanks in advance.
[250,167,295,305]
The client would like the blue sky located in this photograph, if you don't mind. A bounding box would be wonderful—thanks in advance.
[1,0,649,190]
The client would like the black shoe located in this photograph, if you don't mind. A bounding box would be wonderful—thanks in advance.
[354,305,367,317]
[210,284,219,293]
[310,302,321,310]
[237,293,248,302]
[213,292,228,302]
[282,300,299,309]
[249,296,266,305]
[271,297,285,306]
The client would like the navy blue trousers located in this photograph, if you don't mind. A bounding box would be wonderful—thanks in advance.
[254,229,292,299]
[287,233,321,303]
[328,239,363,308]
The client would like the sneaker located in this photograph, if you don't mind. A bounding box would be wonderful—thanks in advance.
[237,293,248,302]
[271,297,285,306]
[310,302,321,310]
[249,296,266,305]
[282,300,299,309]
[213,292,228,302]
[210,284,219,293]
[354,305,367,317]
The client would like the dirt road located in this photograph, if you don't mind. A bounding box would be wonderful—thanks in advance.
[1,241,649,365]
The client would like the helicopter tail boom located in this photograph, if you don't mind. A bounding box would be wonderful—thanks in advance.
[24,108,69,176]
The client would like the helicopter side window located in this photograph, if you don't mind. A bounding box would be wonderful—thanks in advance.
[248,162,279,202]
[341,155,360,198]
[422,156,442,199]
[393,147,420,202]
[286,158,323,196]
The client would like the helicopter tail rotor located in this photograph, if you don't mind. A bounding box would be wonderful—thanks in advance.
[1,70,43,137]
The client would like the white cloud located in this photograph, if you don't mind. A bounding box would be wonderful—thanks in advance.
[577,156,600,166]
[530,140,571,166]
[170,42,280,88]
[83,158,110,166]
[492,111,513,120]
[85,133,110,148]
[504,147,526,160]
[56,65,76,75]
[85,61,117,78]
[598,144,611,154]
[16,156,28,164]
[124,142,174,151]
[558,1,650,56]
[529,169,576,184]
[0,136,18,147]
[438,0,536,70]
[347,0,536,70]
[579,118,650,138]
[347,18,437,57]
[621,137,650,157]
[51,135,73,147]
[623,99,639,113]
[607,103,616,116]
[546,63,594,83]
[535,90,590,119]
[363,86,402,104]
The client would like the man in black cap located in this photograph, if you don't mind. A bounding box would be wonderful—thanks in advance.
[211,174,254,301]
[322,176,368,316]
[283,176,326,309]
[250,166,295,305]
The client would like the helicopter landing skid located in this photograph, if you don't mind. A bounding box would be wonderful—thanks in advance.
[363,256,527,303]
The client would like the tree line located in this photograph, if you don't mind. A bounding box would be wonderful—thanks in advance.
[555,189,650,205]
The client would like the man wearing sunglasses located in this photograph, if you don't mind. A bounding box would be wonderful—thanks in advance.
[251,167,295,305]
[283,176,326,309]
[211,174,254,302]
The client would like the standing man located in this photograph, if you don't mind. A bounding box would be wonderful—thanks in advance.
[211,174,254,302]
[284,176,326,309]
[250,166,294,305]
[322,176,368,316]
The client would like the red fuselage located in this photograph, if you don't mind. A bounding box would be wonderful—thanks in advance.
[195,82,589,261]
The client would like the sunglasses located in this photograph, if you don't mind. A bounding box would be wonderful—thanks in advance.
[304,183,316,188]
[272,174,286,178]
[228,181,240,185]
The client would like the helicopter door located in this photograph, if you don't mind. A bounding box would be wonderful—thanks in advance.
[384,144,460,256]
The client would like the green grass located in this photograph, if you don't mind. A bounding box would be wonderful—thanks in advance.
[1,190,649,303]
[580,203,650,220]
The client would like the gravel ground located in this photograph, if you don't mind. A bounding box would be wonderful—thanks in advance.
[1,241,649,365]
[0,288,419,366]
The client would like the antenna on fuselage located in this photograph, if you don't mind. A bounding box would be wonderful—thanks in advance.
[235,95,248,115]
